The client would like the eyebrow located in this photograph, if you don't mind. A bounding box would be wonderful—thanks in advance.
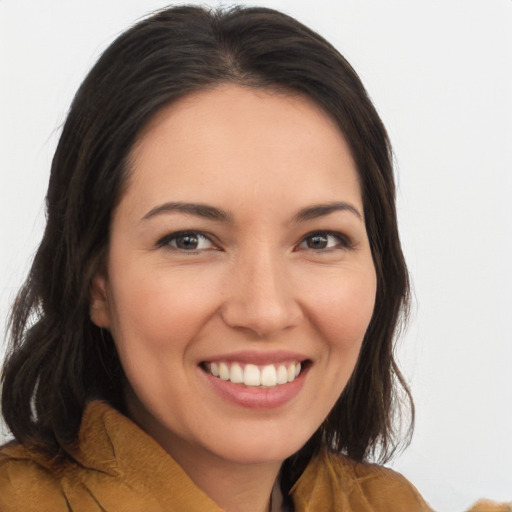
[293,201,362,222]
[142,202,232,222]
[141,200,362,223]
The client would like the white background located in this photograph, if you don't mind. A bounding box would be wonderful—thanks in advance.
[1,1,511,510]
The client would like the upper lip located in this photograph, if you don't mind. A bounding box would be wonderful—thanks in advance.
[200,350,310,366]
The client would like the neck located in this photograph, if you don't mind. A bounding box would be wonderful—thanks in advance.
[167,436,282,512]
[126,395,283,512]
[188,452,282,512]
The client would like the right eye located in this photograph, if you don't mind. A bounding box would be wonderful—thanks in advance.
[157,231,214,252]
[297,230,353,252]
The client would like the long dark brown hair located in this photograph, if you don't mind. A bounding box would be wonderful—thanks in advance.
[1,4,412,499]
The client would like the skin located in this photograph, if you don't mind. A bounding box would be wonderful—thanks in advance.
[90,84,377,512]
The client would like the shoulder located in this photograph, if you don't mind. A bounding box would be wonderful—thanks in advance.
[329,452,430,504]
[0,438,133,512]
[292,450,433,512]
[0,441,70,512]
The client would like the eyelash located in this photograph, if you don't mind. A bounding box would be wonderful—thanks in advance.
[156,230,353,253]
[156,231,216,252]
[297,231,354,252]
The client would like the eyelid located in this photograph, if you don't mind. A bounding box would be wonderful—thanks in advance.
[297,230,354,251]
[155,229,354,253]
[156,230,217,251]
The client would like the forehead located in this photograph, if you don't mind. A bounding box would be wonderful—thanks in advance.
[123,84,362,217]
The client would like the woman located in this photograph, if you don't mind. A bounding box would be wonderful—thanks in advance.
[0,5,431,511]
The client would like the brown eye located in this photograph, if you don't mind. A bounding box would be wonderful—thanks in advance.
[306,234,329,249]
[175,234,200,249]
[298,231,350,251]
[158,231,214,251]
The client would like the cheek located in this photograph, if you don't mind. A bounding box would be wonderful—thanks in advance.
[104,268,220,412]
[106,265,219,351]
[306,266,377,350]
[308,268,376,415]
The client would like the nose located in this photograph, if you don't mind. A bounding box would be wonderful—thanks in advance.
[220,250,303,338]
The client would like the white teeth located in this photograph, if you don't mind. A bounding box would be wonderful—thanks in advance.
[260,365,277,387]
[276,365,288,385]
[230,363,243,384]
[219,362,229,381]
[210,362,220,377]
[287,363,295,383]
[206,361,304,387]
[244,364,261,386]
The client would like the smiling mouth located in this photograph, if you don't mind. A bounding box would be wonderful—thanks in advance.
[200,360,310,388]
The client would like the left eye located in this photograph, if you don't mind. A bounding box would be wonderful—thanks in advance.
[298,232,347,250]
[158,231,214,251]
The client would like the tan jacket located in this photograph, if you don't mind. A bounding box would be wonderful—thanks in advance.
[0,401,432,511]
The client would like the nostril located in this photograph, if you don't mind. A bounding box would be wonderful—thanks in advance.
[219,298,303,338]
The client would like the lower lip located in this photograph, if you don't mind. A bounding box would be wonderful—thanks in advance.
[200,366,308,409]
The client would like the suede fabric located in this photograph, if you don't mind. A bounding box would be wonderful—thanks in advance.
[0,401,432,511]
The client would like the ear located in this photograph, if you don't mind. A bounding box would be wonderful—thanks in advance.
[89,270,112,329]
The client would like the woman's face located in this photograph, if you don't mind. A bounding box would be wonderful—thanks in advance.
[90,85,376,470]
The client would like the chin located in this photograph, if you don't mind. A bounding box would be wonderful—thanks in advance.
[201,425,310,466]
